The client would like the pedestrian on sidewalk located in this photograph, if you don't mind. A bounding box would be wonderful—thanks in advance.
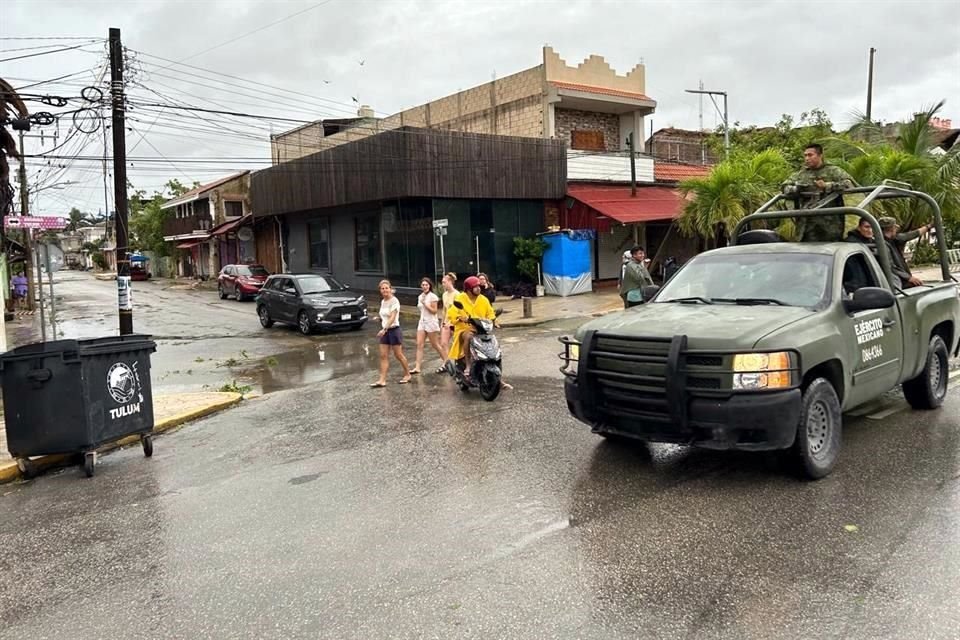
[11,271,27,310]
[477,273,496,304]
[619,246,654,308]
[371,279,411,387]
[439,272,459,360]
[411,277,445,375]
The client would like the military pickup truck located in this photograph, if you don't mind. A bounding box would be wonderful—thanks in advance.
[560,182,960,478]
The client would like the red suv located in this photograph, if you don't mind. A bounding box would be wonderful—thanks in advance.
[218,264,270,301]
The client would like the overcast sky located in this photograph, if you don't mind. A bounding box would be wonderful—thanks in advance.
[3,0,959,215]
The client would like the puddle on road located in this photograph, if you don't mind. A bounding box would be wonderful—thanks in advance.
[238,336,383,395]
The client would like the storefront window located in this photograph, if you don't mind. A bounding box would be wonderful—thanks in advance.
[384,200,433,288]
[354,213,382,272]
[308,218,330,271]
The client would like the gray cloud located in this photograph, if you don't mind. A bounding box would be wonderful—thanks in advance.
[3,0,958,212]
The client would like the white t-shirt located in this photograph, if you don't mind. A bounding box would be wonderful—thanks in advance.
[417,292,439,322]
[379,296,400,329]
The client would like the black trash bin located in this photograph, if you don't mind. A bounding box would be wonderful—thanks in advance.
[0,334,157,477]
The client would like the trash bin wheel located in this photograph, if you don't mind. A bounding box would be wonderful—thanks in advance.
[83,452,96,478]
[16,458,37,479]
[142,434,154,458]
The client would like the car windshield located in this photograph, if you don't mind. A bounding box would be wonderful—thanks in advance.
[297,275,346,294]
[656,252,833,308]
[237,265,268,277]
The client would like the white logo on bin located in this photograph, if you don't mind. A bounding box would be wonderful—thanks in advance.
[107,361,143,420]
[107,362,138,404]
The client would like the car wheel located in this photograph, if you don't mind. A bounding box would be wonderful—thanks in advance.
[793,377,842,480]
[235,285,244,302]
[258,305,274,328]
[298,311,312,335]
[218,284,227,300]
[902,334,949,410]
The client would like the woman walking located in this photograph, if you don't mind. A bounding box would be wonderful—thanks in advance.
[411,277,446,375]
[439,272,459,366]
[371,279,411,387]
[477,272,496,304]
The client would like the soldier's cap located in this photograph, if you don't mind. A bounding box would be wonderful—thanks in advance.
[877,216,899,229]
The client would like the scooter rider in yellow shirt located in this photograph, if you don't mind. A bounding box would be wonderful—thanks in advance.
[445,275,496,375]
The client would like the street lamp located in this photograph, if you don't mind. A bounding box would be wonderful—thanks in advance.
[685,88,729,158]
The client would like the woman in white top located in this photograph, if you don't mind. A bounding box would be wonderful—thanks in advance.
[411,277,446,374]
[371,279,411,387]
[439,272,460,364]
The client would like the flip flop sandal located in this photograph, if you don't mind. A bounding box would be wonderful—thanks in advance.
[435,366,446,374]
[409,369,421,375]
[398,378,411,384]
[370,382,387,388]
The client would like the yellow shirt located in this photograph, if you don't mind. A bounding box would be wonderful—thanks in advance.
[445,292,495,329]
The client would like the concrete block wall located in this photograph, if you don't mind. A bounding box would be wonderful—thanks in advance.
[272,122,326,164]
[555,108,621,151]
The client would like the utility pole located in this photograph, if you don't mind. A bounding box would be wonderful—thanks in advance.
[866,47,877,123]
[109,27,133,335]
[686,87,729,158]
[17,130,37,311]
[699,79,706,164]
[628,132,637,197]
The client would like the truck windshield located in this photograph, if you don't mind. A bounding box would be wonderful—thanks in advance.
[657,252,833,308]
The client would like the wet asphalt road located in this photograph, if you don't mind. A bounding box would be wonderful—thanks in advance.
[2,274,959,639]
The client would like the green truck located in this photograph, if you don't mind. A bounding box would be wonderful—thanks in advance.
[560,182,959,478]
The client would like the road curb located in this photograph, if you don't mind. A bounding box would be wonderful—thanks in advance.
[0,393,243,485]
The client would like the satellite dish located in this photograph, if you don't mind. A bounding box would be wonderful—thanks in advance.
[237,227,253,242]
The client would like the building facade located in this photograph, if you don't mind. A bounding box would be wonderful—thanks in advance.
[161,171,253,278]
[253,127,566,292]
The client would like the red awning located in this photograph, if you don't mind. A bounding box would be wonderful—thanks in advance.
[567,185,686,224]
[176,240,202,249]
[209,213,252,237]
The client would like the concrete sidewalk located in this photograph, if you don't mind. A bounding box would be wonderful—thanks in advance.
[0,391,243,483]
[400,288,625,327]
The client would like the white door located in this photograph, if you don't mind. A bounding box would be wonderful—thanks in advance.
[596,224,634,280]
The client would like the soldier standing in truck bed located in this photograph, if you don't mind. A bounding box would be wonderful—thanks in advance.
[782,143,857,242]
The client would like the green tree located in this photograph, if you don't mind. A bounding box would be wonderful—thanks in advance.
[129,179,191,256]
[66,206,92,232]
[708,109,834,165]
[677,149,793,244]
[829,101,960,234]
[513,236,548,282]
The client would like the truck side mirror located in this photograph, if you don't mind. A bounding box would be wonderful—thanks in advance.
[842,287,895,314]
[642,285,661,302]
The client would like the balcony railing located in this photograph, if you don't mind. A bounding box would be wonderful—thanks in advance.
[567,150,654,183]
[163,214,212,238]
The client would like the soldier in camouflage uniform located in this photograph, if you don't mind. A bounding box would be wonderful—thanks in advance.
[782,143,856,242]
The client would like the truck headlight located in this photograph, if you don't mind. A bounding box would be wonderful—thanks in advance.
[733,352,793,390]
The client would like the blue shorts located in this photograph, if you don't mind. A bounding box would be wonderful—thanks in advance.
[379,326,403,346]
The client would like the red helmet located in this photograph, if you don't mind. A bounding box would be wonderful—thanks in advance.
[464,276,481,290]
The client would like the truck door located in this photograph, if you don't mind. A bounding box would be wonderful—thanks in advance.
[840,253,904,407]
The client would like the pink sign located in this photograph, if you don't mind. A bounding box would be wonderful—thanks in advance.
[3,216,68,230]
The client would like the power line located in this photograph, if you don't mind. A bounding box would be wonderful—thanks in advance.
[172,0,335,65]
[129,48,376,117]
[0,41,101,63]
[126,101,316,124]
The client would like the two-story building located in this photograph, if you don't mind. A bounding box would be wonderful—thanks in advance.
[161,171,258,278]
[260,48,711,290]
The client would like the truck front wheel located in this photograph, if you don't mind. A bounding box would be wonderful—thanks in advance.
[794,378,842,480]
[902,335,949,410]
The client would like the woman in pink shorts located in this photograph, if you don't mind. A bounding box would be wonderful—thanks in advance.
[411,277,445,374]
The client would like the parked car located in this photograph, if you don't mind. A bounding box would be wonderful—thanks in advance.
[256,273,368,335]
[218,264,270,301]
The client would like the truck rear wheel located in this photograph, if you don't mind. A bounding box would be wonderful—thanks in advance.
[902,335,949,410]
[794,377,842,480]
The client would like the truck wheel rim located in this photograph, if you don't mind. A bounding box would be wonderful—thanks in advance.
[930,352,944,397]
[299,314,309,333]
[259,307,269,322]
[807,401,830,455]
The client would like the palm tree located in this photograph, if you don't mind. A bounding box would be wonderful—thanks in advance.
[678,149,792,245]
[831,101,960,234]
